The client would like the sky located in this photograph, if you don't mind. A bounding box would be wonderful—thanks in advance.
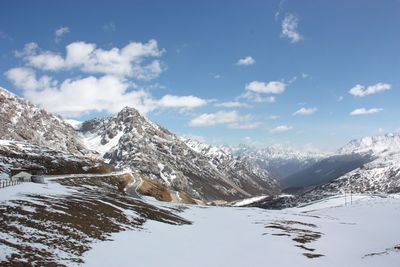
[0,0,399,151]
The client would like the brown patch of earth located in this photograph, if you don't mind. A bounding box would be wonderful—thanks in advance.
[137,177,173,202]
[264,220,324,259]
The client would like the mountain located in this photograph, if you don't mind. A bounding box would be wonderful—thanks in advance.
[78,107,279,202]
[0,87,90,156]
[329,133,400,194]
[0,87,110,177]
[230,144,327,179]
[249,133,400,209]
[0,140,112,177]
[281,153,373,192]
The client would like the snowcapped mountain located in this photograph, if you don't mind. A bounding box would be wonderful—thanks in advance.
[229,143,328,179]
[0,87,90,156]
[0,87,110,176]
[338,133,400,155]
[288,134,400,206]
[330,133,400,193]
[78,107,279,201]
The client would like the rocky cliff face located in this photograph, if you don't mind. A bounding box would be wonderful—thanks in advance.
[79,107,280,201]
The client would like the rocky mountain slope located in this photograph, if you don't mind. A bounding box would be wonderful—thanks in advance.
[0,87,90,156]
[0,87,110,177]
[78,107,279,202]
[0,140,112,177]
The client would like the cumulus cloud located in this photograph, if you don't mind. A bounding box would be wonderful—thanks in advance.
[5,67,57,91]
[15,40,164,79]
[281,13,303,43]
[5,67,207,117]
[189,110,257,128]
[157,95,207,109]
[236,56,256,66]
[350,108,383,116]
[270,125,293,133]
[349,83,392,97]
[238,81,285,103]
[54,27,69,43]
[190,111,241,127]
[214,101,250,108]
[293,107,317,116]
[245,81,286,94]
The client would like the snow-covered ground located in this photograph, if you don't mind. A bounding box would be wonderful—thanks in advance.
[85,194,400,267]
[1,177,399,266]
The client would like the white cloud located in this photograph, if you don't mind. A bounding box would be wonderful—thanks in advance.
[229,122,261,129]
[189,110,255,128]
[349,83,392,97]
[5,67,57,91]
[350,108,383,116]
[5,67,206,117]
[190,111,240,127]
[293,107,318,116]
[337,96,344,102]
[236,56,256,66]
[15,40,164,79]
[245,81,286,94]
[54,27,69,43]
[270,125,293,133]
[214,101,250,108]
[238,92,277,103]
[281,13,303,43]
[157,95,207,109]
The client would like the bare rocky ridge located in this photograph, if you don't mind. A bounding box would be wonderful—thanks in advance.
[0,140,112,176]
[0,87,90,156]
[79,107,280,201]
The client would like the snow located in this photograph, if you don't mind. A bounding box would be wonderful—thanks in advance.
[232,195,268,206]
[84,194,400,267]
[81,130,124,158]
[338,133,400,156]
[0,181,77,203]
[65,119,82,130]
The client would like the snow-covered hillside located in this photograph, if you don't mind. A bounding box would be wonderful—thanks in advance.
[322,133,400,194]
[78,107,279,202]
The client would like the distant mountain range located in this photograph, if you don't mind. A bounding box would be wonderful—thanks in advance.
[1,86,400,205]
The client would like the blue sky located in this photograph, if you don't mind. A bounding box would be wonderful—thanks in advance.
[1,0,399,151]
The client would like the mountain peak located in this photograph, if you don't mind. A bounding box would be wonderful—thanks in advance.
[338,133,400,155]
